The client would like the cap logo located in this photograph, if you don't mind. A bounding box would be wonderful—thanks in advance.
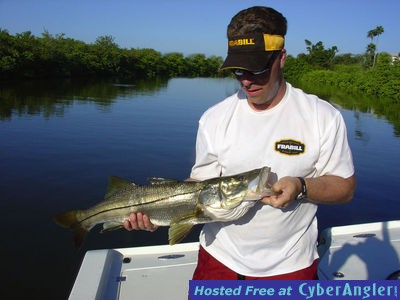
[227,34,284,51]
[228,38,255,47]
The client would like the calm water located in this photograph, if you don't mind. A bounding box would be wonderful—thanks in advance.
[1,77,399,299]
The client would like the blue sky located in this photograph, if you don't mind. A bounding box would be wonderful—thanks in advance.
[1,0,399,58]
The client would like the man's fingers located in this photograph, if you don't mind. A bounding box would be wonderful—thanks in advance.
[135,212,145,229]
[123,212,158,232]
[123,219,132,231]
[261,195,288,209]
[143,214,157,232]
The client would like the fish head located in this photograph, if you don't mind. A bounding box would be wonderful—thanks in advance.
[199,177,248,210]
[198,167,275,221]
[219,166,275,204]
[200,167,274,210]
[198,177,253,222]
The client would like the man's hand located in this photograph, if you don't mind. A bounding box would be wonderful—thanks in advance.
[123,212,158,232]
[261,174,356,208]
[261,176,301,208]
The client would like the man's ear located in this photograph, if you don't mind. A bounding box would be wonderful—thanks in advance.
[279,49,287,68]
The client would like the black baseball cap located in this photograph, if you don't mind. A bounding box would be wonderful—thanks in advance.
[220,32,284,72]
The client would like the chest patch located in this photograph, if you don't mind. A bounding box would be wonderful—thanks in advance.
[275,139,305,155]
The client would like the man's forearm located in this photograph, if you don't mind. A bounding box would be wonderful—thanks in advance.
[304,174,356,204]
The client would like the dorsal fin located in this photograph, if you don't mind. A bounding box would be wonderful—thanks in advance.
[147,177,179,185]
[105,176,135,199]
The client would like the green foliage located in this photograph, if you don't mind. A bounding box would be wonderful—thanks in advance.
[162,52,187,77]
[0,29,223,80]
[283,54,313,83]
[333,53,363,65]
[302,39,338,69]
[1,29,398,104]
[355,53,400,99]
[288,52,400,101]
[284,38,399,102]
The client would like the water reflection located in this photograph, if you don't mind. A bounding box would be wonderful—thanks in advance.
[297,82,400,137]
[353,111,371,143]
[0,77,169,120]
[2,78,399,137]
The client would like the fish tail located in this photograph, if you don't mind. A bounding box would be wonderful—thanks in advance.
[73,227,88,248]
[53,210,79,228]
[53,210,88,248]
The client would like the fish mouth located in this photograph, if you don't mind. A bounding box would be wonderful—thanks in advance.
[245,167,275,200]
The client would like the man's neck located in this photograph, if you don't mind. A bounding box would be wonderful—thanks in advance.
[248,80,287,111]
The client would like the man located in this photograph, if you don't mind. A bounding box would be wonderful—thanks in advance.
[124,6,355,280]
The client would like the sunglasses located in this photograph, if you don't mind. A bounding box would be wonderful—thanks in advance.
[231,67,270,77]
[231,51,281,77]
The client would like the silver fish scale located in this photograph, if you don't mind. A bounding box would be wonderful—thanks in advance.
[77,181,208,228]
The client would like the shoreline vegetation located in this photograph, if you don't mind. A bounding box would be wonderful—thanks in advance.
[1,29,399,101]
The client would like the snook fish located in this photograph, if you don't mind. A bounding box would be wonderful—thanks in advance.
[54,166,274,246]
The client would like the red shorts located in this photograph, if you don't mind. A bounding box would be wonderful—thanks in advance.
[192,245,318,280]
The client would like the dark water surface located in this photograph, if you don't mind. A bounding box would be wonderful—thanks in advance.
[1,78,399,299]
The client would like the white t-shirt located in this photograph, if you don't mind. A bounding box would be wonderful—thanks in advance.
[190,82,354,276]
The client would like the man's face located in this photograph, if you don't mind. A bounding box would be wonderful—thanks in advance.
[234,50,286,110]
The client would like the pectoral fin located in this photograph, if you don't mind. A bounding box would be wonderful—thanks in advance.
[168,213,201,245]
[101,221,124,233]
[168,224,194,245]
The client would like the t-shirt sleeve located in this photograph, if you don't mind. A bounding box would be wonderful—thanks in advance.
[315,109,354,178]
[190,119,221,180]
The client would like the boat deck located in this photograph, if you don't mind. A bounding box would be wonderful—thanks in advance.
[317,220,400,280]
[69,220,400,299]
[69,242,199,300]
